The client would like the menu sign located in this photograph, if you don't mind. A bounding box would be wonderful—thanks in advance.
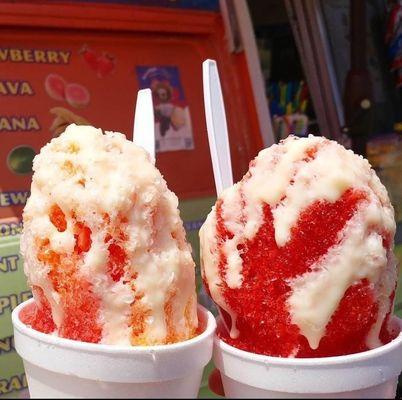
[0,235,31,398]
[0,42,141,231]
[0,27,218,221]
[0,45,87,221]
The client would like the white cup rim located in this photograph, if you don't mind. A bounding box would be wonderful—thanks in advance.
[214,316,402,366]
[13,298,216,354]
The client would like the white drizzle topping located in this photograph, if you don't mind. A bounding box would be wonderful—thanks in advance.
[21,124,197,345]
[200,135,396,352]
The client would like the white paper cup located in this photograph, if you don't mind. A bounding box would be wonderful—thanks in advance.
[12,299,216,398]
[214,318,402,398]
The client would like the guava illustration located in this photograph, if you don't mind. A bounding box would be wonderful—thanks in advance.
[65,83,90,108]
[44,74,66,101]
[7,146,36,175]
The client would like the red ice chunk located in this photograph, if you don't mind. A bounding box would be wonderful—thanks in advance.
[58,278,102,343]
[108,242,126,282]
[20,286,56,334]
[49,204,67,232]
[74,223,92,254]
[32,222,103,343]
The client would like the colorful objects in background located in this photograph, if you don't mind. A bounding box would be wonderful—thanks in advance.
[386,1,402,88]
[367,133,402,223]
[136,66,194,152]
[273,113,309,141]
[268,80,310,139]
[268,80,309,117]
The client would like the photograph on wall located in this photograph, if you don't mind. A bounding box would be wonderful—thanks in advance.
[136,65,194,153]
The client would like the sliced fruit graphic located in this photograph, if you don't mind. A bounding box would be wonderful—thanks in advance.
[65,83,90,108]
[96,53,116,78]
[44,74,66,101]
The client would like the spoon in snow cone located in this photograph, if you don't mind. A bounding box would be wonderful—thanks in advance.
[133,88,155,162]
[202,59,234,335]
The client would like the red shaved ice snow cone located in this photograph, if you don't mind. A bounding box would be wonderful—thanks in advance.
[13,124,215,398]
[200,134,402,398]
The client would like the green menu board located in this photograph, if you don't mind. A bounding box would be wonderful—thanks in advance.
[0,235,31,398]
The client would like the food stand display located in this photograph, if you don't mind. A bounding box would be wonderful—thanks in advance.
[0,0,272,397]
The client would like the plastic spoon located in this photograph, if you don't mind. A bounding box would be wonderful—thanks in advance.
[133,88,155,162]
[202,59,234,335]
[202,59,234,196]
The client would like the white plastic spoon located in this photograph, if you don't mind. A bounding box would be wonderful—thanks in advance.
[133,88,155,162]
[202,59,234,196]
[203,59,234,335]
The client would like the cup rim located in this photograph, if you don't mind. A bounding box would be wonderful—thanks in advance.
[13,298,216,354]
[214,317,402,366]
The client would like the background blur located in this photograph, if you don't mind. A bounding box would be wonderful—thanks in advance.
[0,0,401,398]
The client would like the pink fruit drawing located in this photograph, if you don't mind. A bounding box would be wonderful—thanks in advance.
[45,74,66,101]
[65,83,90,108]
[80,45,99,71]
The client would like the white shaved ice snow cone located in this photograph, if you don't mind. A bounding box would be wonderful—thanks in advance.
[13,124,216,398]
[20,124,198,346]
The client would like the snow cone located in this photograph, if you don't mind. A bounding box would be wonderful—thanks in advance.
[13,124,215,398]
[200,135,402,398]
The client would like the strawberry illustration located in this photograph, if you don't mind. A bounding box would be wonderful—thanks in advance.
[79,44,99,71]
[96,52,115,78]
[79,45,115,78]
